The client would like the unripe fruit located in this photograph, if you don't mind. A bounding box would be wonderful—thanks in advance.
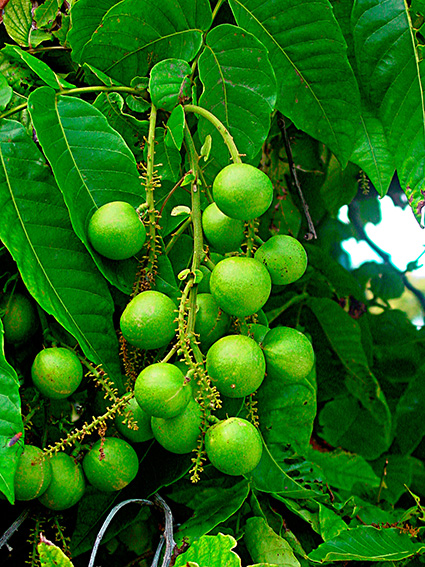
[206,335,265,398]
[151,398,202,454]
[255,235,307,285]
[14,445,52,501]
[194,294,231,351]
[205,417,263,476]
[83,437,139,492]
[115,397,154,443]
[262,326,314,382]
[210,257,271,317]
[213,163,273,220]
[88,201,146,260]
[202,203,245,253]
[0,292,38,344]
[38,453,85,510]
[120,290,176,350]
[134,363,191,418]
[31,348,83,400]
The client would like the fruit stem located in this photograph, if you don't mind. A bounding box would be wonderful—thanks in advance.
[266,292,309,325]
[211,0,225,21]
[184,104,242,164]
[59,85,144,96]
[0,102,28,120]
[165,215,192,255]
[144,103,159,274]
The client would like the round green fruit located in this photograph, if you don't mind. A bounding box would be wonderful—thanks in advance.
[88,201,146,261]
[134,363,191,418]
[202,203,245,253]
[120,290,176,350]
[210,257,271,317]
[213,163,273,220]
[206,335,265,397]
[14,445,52,501]
[0,292,38,344]
[205,417,263,476]
[255,235,307,285]
[262,326,314,382]
[31,348,83,400]
[83,437,139,492]
[115,397,154,443]
[151,398,202,454]
[194,294,231,351]
[38,453,85,510]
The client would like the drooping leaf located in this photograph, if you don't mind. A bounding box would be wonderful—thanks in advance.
[394,366,425,455]
[2,45,75,90]
[0,318,24,505]
[149,59,191,111]
[28,86,143,294]
[34,0,61,29]
[198,23,276,170]
[230,0,361,167]
[352,0,425,223]
[165,105,185,151]
[68,0,122,63]
[79,0,212,86]
[308,525,425,562]
[0,118,123,389]
[244,516,301,567]
[0,72,12,111]
[174,534,242,567]
[320,157,359,216]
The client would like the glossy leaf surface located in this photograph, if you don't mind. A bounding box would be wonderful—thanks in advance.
[149,59,191,112]
[244,516,300,567]
[175,533,241,567]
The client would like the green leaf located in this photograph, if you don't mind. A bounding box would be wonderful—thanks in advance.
[165,105,185,151]
[355,262,405,300]
[0,72,12,111]
[258,364,316,454]
[371,455,413,504]
[28,86,143,294]
[318,503,348,542]
[38,538,74,567]
[351,0,425,223]
[2,45,75,90]
[306,448,380,492]
[320,157,359,216]
[68,0,121,63]
[308,526,425,562]
[83,64,123,87]
[149,59,191,111]
[80,0,212,86]
[0,118,123,389]
[93,91,149,159]
[0,318,24,505]
[395,366,425,454]
[4,0,32,47]
[0,49,35,95]
[174,533,242,567]
[153,127,182,182]
[198,23,276,169]
[244,517,301,567]
[174,479,250,544]
[230,0,361,167]
[34,0,61,29]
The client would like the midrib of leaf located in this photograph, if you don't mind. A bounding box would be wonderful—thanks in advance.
[359,115,382,190]
[0,140,100,363]
[204,45,229,126]
[104,29,203,74]
[230,0,338,150]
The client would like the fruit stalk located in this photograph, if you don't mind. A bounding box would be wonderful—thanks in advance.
[144,103,160,274]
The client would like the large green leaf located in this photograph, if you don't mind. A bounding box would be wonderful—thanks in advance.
[28,86,143,294]
[34,0,61,29]
[174,534,242,567]
[198,23,276,170]
[352,0,425,222]
[0,119,122,389]
[0,318,24,505]
[0,72,12,111]
[244,517,301,567]
[79,0,212,86]
[229,0,361,167]
[308,526,425,562]
[394,367,425,455]
[149,59,191,111]
[320,157,359,216]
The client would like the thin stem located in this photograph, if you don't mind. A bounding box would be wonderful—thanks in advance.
[145,103,159,273]
[28,46,71,53]
[211,0,225,21]
[0,102,27,120]
[184,104,241,164]
[159,171,193,216]
[165,215,192,255]
[267,292,309,325]
[59,85,142,96]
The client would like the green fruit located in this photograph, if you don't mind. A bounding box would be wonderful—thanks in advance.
[194,293,231,351]
[88,201,146,261]
[115,397,154,443]
[210,257,271,317]
[202,203,245,253]
[205,417,263,476]
[255,235,307,285]
[120,290,176,350]
[151,398,202,454]
[83,437,139,492]
[134,363,191,418]
[213,163,273,220]
[31,348,83,400]
[14,445,52,501]
[0,292,38,344]
[206,335,265,397]
[262,326,314,382]
[38,453,85,510]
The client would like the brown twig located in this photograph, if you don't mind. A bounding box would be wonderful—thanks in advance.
[277,113,317,240]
